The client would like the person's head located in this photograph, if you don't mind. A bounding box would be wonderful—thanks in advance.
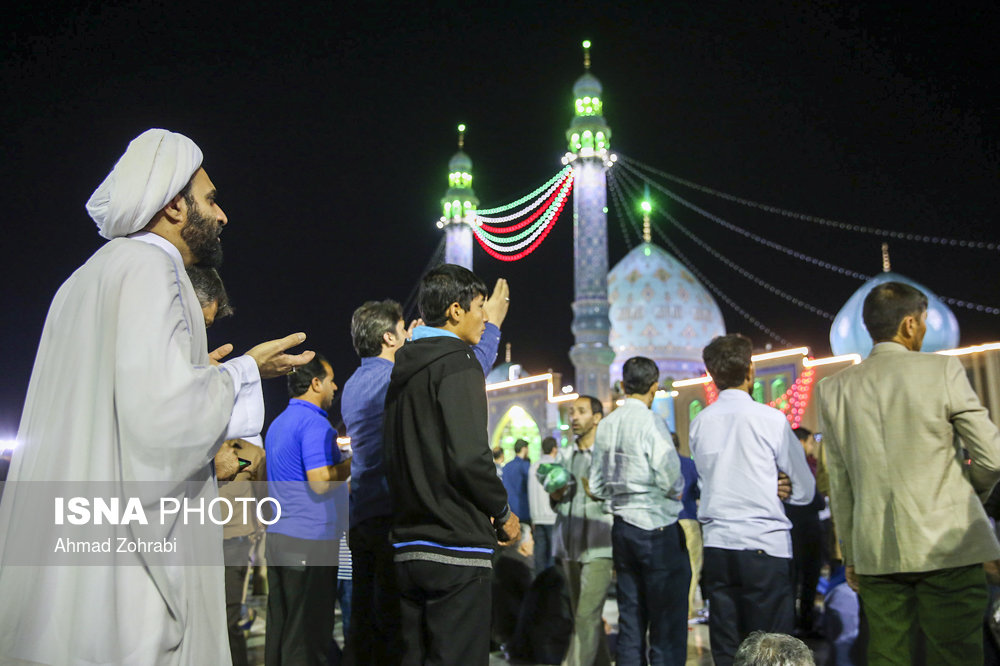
[187,266,233,327]
[703,334,754,391]
[492,446,504,463]
[734,631,815,666]
[174,168,228,268]
[623,356,660,405]
[570,395,603,439]
[418,264,489,344]
[541,436,558,456]
[793,426,815,457]
[287,354,337,410]
[351,300,406,359]
[862,281,929,351]
[671,431,681,451]
[514,439,529,458]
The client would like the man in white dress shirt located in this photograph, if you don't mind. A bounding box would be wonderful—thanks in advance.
[0,129,313,665]
[689,334,815,666]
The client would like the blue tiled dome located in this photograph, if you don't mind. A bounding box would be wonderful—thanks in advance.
[829,271,960,357]
[608,243,726,382]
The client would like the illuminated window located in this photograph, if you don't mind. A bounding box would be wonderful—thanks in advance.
[771,377,789,410]
[582,130,594,150]
[492,405,542,462]
[752,380,764,403]
[595,131,607,150]
[689,400,703,421]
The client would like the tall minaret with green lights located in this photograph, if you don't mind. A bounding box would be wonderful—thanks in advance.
[437,124,478,269]
[565,41,615,405]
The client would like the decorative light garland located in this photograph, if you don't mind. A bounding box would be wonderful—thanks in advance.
[618,153,999,252]
[703,381,719,405]
[768,367,816,428]
[615,167,836,321]
[474,175,574,262]
[477,175,569,236]
[475,166,572,216]
[607,171,791,345]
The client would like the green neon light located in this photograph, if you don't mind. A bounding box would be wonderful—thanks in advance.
[582,40,591,49]
[641,201,652,213]
[458,124,466,132]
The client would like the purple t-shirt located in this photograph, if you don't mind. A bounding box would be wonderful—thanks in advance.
[265,399,342,540]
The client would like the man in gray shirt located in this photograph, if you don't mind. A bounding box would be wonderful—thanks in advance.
[551,395,614,666]
[589,357,689,666]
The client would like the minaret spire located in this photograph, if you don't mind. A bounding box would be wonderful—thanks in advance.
[881,242,891,272]
[437,123,478,269]
[582,39,591,70]
[641,186,652,244]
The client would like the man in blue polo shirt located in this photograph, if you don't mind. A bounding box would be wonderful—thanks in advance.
[265,354,352,666]
[340,286,507,665]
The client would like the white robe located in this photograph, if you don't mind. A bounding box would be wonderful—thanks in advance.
[0,233,263,665]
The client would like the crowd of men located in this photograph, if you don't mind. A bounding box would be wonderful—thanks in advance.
[0,128,999,666]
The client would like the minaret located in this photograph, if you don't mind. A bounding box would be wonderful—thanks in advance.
[437,124,479,269]
[565,41,615,406]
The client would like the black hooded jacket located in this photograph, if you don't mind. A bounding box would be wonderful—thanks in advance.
[383,333,510,566]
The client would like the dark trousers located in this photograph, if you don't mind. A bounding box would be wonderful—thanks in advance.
[397,559,492,666]
[858,563,987,666]
[789,514,822,632]
[702,546,795,666]
[265,533,338,666]
[343,516,401,665]
[612,518,691,666]
[224,536,251,666]
[533,523,555,574]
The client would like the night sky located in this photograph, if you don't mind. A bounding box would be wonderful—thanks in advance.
[2,2,998,436]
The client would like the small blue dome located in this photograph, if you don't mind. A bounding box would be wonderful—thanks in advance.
[829,271,960,357]
[448,150,472,172]
[608,243,726,381]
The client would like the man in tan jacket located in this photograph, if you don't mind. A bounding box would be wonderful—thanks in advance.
[818,281,1000,665]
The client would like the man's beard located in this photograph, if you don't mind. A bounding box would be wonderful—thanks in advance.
[181,198,224,268]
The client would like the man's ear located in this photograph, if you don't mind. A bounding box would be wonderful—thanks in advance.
[446,301,464,323]
[163,193,187,225]
[310,376,322,393]
[382,330,395,348]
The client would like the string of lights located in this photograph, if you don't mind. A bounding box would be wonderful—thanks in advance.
[616,160,872,280]
[474,165,572,216]
[617,161,1000,317]
[614,168,835,320]
[618,154,998,251]
[608,171,791,345]
[473,177,573,249]
[474,171,569,227]
[473,174,574,262]
[476,174,570,238]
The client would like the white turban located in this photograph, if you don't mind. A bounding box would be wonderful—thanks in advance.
[86,129,203,240]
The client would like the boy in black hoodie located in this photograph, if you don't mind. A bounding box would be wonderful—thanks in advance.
[384,263,521,665]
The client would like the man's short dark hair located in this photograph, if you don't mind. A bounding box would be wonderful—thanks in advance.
[542,436,558,455]
[187,266,234,320]
[418,264,489,327]
[578,395,604,416]
[287,354,329,398]
[492,446,504,461]
[622,357,660,396]
[793,426,813,442]
[862,281,928,343]
[703,334,753,391]
[734,631,814,665]
[514,439,529,454]
[351,300,403,358]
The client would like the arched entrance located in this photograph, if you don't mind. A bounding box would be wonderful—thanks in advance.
[490,405,542,462]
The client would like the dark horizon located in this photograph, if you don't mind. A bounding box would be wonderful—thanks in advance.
[3,2,998,437]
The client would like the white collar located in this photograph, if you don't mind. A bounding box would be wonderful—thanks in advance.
[127,231,183,266]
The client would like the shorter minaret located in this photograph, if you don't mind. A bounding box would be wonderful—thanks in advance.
[437,124,479,270]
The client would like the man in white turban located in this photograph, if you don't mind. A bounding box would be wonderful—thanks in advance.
[0,129,314,665]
